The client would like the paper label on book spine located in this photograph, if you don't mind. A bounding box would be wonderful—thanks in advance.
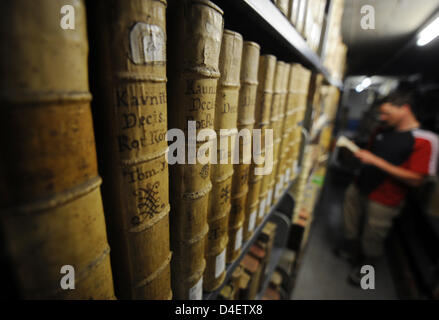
[258,198,266,218]
[235,227,243,251]
[275,177,284,199]
[130,23,165,64]
[293,160,298,175]
[267,189,274,209]
[286,168,292,181]
[189,277,203,300]
[215,249,226,278]
[248,210,257,232]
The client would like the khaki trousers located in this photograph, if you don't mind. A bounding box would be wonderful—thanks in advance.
[343,183,401,258]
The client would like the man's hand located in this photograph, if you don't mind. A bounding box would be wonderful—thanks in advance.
[354,149,381,166]
[354,149,424,187]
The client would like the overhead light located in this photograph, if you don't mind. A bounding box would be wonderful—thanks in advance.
[355,77,371,93]
[417,16,439,46]
[355,84,364,93]
[361,77,371,88]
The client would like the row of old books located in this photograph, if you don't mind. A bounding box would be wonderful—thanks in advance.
[273,0,348,81]
[0,0,312,300]
[290,83,340,250]
[167,0,313,299]
[322,0,347,82]
[261,271,284,300]
[273,0,328,53]
[218,222,277,300]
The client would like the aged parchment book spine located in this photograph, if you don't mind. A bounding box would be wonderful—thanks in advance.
[275,0,290,16]
[288,65,312,184]
[227,41,260,262]
[251,55,277,229]
[0,0,115,299]
[285,64,301,184]
[236,43,261,243]
[297,67,312,124]
[167,0,224,299]
[260,61,286,220]
[90,0,172,299]
[204,29,243,288]
[273,64,291,204]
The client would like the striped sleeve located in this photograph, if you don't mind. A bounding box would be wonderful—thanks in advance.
[407,129,439,176]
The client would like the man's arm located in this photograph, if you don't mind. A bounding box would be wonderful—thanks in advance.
[354,149,424,187]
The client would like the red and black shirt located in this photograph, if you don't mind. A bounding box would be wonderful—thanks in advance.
[356,128,439,207]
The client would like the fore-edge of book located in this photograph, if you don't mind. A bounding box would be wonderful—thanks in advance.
[336,136,360,153]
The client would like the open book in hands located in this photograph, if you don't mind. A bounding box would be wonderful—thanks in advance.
[336,136,360,153]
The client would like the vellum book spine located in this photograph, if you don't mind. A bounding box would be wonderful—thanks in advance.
[273,64,291,204]
[0,0,115,299]
[227,41,260,262]
[205,29,243,288]
[236,43,261,243]
[167,0,224,299]
[261,61,286,218]
[91,0,172,299]
[285,64,301,184]
[298,67,312,124]
[251,55,277,229]
[276,0,290,16]
[290,65,312,183]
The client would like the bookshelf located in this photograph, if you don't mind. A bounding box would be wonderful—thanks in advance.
[216,0,343,89]
[204,177,299,299]
[255,247,285,299]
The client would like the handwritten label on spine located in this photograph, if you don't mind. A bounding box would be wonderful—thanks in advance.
[123,158,168,227]
[182,79,216,131]
[114,82,168,157]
